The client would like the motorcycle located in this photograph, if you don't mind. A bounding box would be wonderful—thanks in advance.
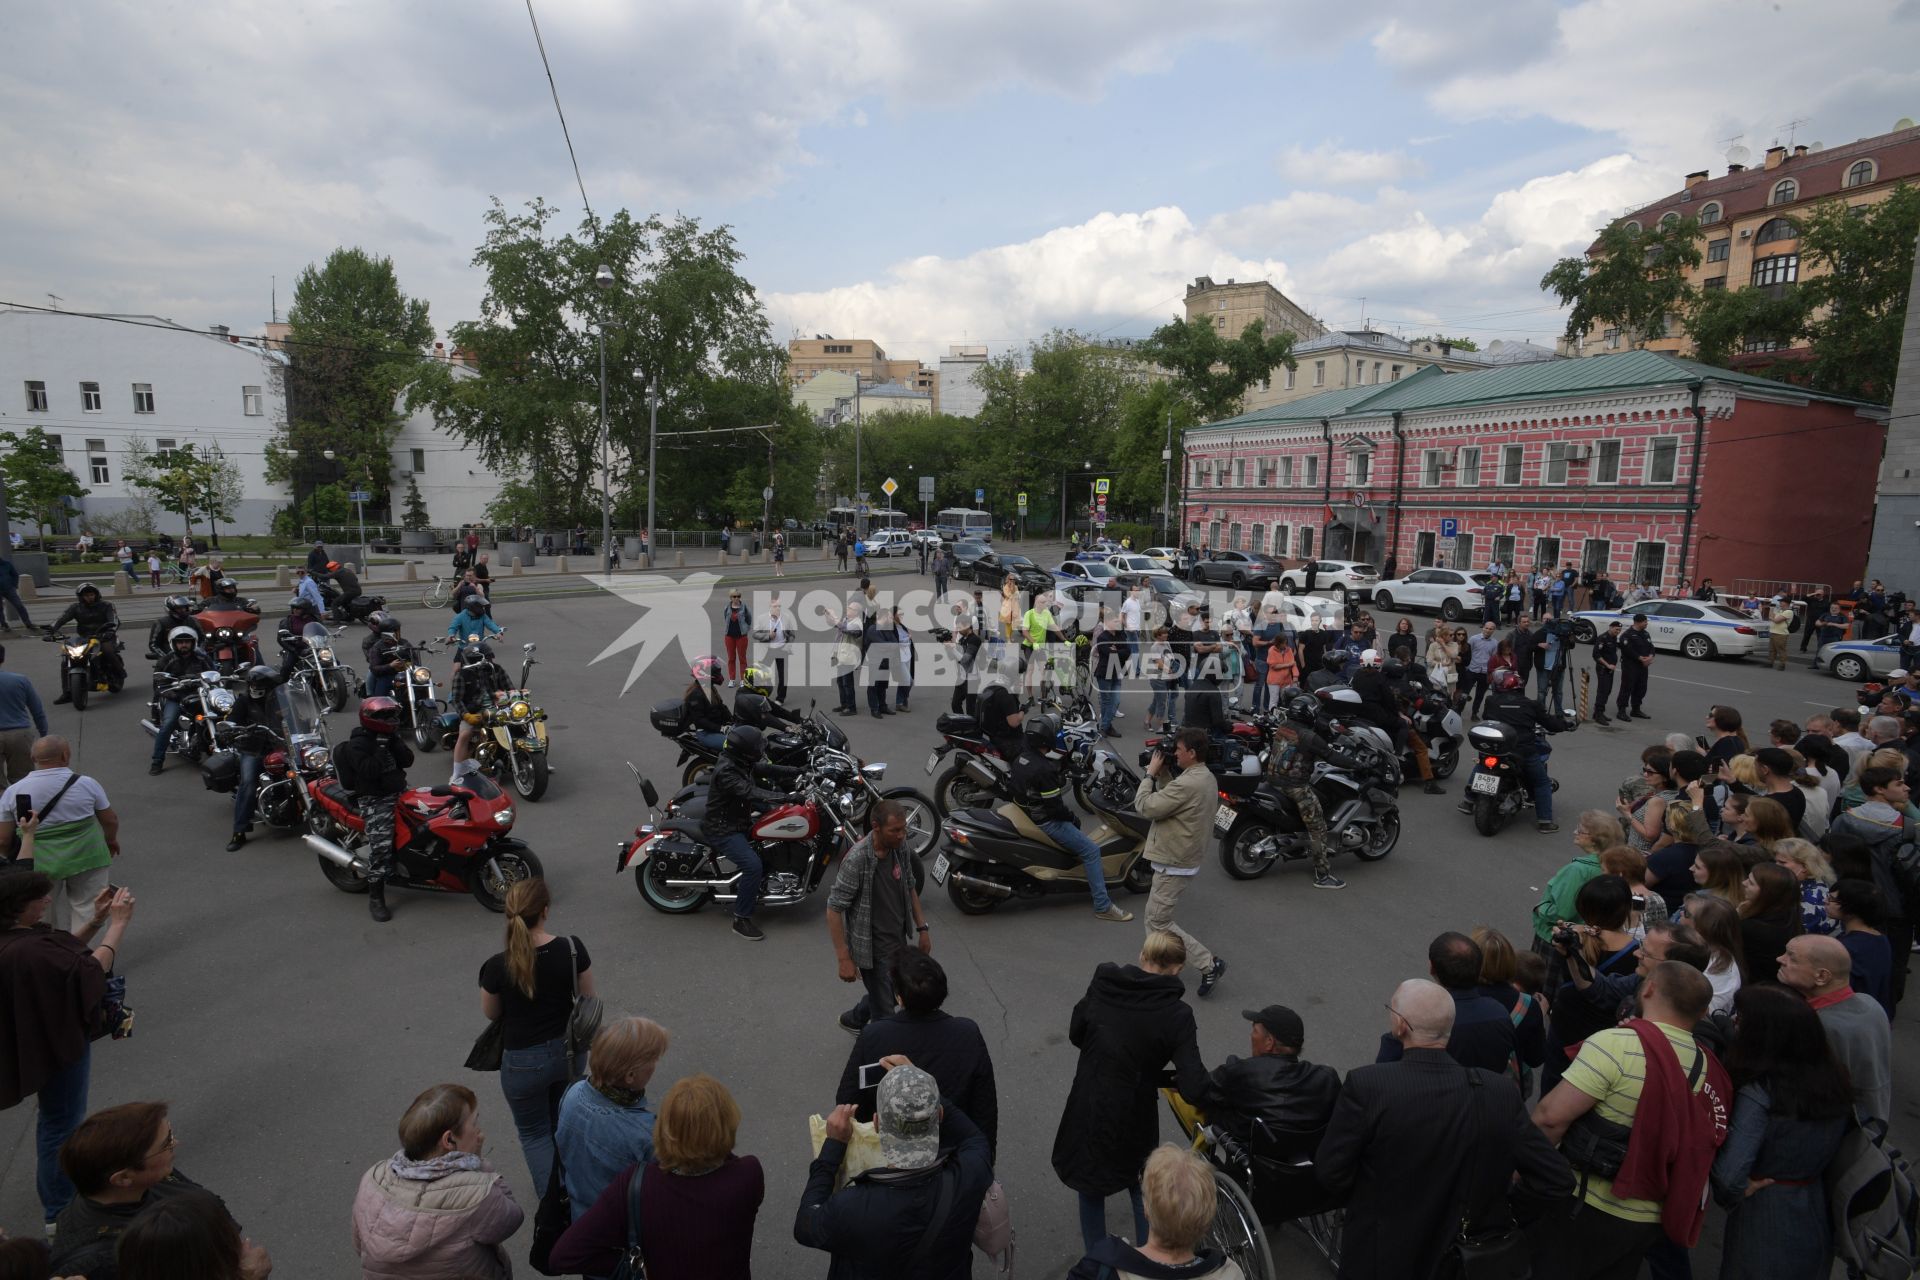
[289,621,358,714]
[199,680,336,832]
[930,714,1120,817]
[1404,678,1464,780]
[42,630,122,710]
[934,771,1156,914]
[374,636,447,753]
[619,754,858,915]
[465,643,552,801]
[141,668,234,762]
[1213,728,1402,879]
[1140,710,1269,805]
[191,603,263,674]
[320,581,388,626]
[650,696,847,787]
[1462,717,1572,837]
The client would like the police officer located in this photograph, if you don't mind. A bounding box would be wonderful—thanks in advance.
[1591,620,1622,725]
[333,696,413,922]
[48,583,124,702]
[363,611,412,699]
[701,724,799,942]
[147,626,216,775]
[1463,669,1568,833]
[1009,712,1132,921]
[1616,613,1656,720]
[223,663,288,850]
[1267,693,1370,889]
[146,595,199,658]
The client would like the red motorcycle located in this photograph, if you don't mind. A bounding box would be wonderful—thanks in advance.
[192,604,263,674]
[303,770,542,911]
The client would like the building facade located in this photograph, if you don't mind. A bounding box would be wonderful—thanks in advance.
[1184,276,1323,348]
[1866,230,1920,587]
[1181,351,1885,593]
[786,335,937,412]
[937,344,990,419]
[1242,330,1561,413]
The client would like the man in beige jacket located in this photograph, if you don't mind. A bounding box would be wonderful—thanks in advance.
[1135,726,1226,996]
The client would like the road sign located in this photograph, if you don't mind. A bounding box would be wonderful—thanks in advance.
[857,503,870,515]
[918,475,935,501]
[762,486,773,501]
[1439,518,1458,539]
[881,477,898,498]
[1438,536,1458,554]
[1016,492,1028,512]
[348,490,372,503]
[1094,478,1110,496]
[975,488,985,504]
[1094,510,1108,526]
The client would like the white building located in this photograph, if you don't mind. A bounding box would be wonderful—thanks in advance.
[937,344,990,418]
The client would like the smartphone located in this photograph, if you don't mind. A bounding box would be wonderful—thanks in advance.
[107,883,123,896]
[13,794,29,822]
[857,1062,886,1090]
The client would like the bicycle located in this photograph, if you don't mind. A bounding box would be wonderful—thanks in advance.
[421,575,451,609]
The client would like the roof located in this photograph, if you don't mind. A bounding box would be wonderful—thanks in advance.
[1199,350,1879,433]
[1290,328,1559,368]
[859,381,932,399]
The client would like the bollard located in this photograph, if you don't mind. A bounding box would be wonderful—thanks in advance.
[511,557,523,576]
[275,565,290,589]
[113,573,131,597]
[675,551,686,569]
[556,555,569,574]
[404,562,418,583]
[18,576,36,600]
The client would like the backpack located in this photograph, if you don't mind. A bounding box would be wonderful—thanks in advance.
[1830,1117,1920,1279]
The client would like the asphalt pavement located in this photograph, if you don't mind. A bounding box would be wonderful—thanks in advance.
[1,557,1911,1278]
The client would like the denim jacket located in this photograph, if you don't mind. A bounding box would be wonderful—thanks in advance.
[555,1079,657,1219]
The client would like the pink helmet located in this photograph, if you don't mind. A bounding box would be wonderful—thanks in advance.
[690,655,723,684]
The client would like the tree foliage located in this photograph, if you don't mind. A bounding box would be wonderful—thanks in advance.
[1795,184,1920,401]
[267,248,434,519]
[1542,217,1704,348]
[0,427,88,545]
[123,439,246,546]
[1410,334,1478,350]
[1135,316,1296,422]
[400,476,431,531]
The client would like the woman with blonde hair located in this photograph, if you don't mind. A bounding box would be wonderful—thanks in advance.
[1424,623,1459,702]
[1471,925,1545,1092]
[477,878,596,1190]
[555,1017,671,1221]
[1068,1143,1241,1278]
[1683,892,1749,1015]
[998,576,1019,643]
[552,1073,763,1279]
[1771,838,1838,936]
[353,1083,523,1279]
[1530,812,1624,954]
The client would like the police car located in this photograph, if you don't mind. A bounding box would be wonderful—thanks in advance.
[1567,601,1763,660]
[1817,633,1906,682]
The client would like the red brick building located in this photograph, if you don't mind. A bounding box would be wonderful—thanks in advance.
[1180,352,1884,592]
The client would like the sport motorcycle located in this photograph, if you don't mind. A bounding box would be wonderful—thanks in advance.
[42,630,122,711]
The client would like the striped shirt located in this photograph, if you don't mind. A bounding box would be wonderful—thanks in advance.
[1562,1021,1705,1222]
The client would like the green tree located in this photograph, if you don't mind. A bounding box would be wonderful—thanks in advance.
[1681,286,1809,371]
[1541,217,1704,348]
[0,427,88,546]
[1111,381,1198,537]
[1409,334,1479,350]
[266,247,433,520]
[1795,184,1920,401]
[400,475,432,531]
[971,333,1133,532]
[1135,316,1296,422]
[124,438,233,544]
[411,199,801,530]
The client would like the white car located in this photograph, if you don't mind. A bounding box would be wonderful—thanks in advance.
[909,529,943,548]
[864,530,915,557]
[1274,559,1379,601]
[1106,554,1161,575]
[1140,547,1181,571]
[1568,601,1763,660]
[1054,560,1120,584]
[1370,568,1496,621]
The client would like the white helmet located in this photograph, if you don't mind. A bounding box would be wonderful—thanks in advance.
[1359,648,1384,668]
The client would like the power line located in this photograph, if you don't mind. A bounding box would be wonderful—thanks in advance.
[523,0,595,225]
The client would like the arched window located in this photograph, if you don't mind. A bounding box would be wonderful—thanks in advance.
[1659,211,1680,228]
[1621,220,1643,234]
[1754,217,1800,245]
[1698,201,1722,224]
[1847,159,1876,187]
[1770,178,1798,205]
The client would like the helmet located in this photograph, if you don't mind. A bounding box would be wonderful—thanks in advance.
[740,665,774,696]
[289,595,316,615]
[690,655,723,684]
[167,625,199,650]
[1284,693,1320,723]
[1358,648,1384,669]
[723,724,766,762]
[358,696,403,734]
[164,595,193,619]
[243,664,278,698]
[326,561,340,572]
[463,596,487,615]
[1322,650,1347,672]
[367,610,400,634]
[213,578,238,599]
[1382,659,1405,680]
[1022,711,1061,752]
[733,690,772,728]
[1490,669,1521,692]
[75,582,99,600]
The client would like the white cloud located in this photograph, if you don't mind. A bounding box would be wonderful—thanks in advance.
[1372,0,1558,77]
[1274,143,1424,186]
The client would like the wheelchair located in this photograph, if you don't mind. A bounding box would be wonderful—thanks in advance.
[1162,1089,1343,1279]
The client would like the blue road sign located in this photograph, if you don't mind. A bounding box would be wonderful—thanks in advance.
[1439,518,1458,539]
[975,488,985,504]
[349,490,372,503]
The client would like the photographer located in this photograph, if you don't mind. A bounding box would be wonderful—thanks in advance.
[1135,728,1227,998]
[1540,876,1641,1095]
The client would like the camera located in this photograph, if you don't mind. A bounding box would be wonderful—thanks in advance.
[1551,925,1582,952]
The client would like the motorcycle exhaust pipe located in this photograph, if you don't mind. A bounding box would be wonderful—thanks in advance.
[139,719,159,737]
[303,833,367,872]
[664,875,742,890]
[948,870,1013,897]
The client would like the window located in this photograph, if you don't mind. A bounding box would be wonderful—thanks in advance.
[1191,459,1206,486]
[1299,527,1314,558]
[1545,442,1570,486]
[242,385,262,415]
[1706,239,1730,262]
[1313,360,1325,387]
[1458,447,1480,488]
[1373,361,1383,384]
[1235,458,1246,487]
[1500,444,1523,486]
[1582,538,1611,576]
[1770,179,1797,205]
[1646,436,1679,484]
[1279,456,1294,487]
[1847,159,1876,188]
[1390,364,1402,381]
[1423,450,1446,487]
[1604,328,1621,350]
[1284,366,1296,390]
[1536,537,1561,568]
[1248,523,1262,553]
[1272,525,1289,556]
[132,383,154,413]
[1352,453,1372,486]
[87,439,109,485]
[1228,523,1242,551]
[410,448,426,473]
[1703,276,1727,291]
[1304,456,1318,486]
[155,438,177,461]
[79,381,101,412]
[1595,439,1622,484]
[1751,253,1799,289]
[1659,211,1680,228]
[1215,316,1226,329]
[1754,218,1799,245]
[1492,535,1516,568]
[24,381,47,412]
[1214,460,1228,486]
[1743,337,1790,353]
[823,343,852,354]
[1217,299,1226,310]
[1451,533,1473,570]
[1631,541,1667,588]
[1699,202,1722,224]
[1622,220,1642,234]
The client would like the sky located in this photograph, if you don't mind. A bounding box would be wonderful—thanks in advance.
[3,0,1919,368]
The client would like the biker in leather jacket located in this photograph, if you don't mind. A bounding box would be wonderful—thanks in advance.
[49,583,126,698]
[147,596,199,657]
[1471,669,1568,831]
[699,725,800,942]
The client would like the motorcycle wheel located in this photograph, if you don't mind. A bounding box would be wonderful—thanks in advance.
[945,869,1005,915]
[1123,857,1155,895]
[413,720,438,752]
[1220,821,1278,880]
[1472,795,1502,837]
[511,752,550,801]
[881,788,939,859]
[324,670,349,713]
[1353,810,1400,861]
[471,845,544,911]
[933,764,996,818]
[1431,742,1459,780]
[637,852,712,914]
[67,669,88,711]
[681,758,714,788]
[318,853,371,894]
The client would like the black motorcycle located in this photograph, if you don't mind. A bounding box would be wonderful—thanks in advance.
[319,581,388,626]
[1214,733,1402,880]
[649,698,844,786]
[931,713,1120,817]
[376,637,446,753]
[142,669,234,763]
[43,629,122,710]
[935,776,1155,914]
[1462,716,1573,837]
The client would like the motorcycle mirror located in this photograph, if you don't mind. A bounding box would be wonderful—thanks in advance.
[523,642,536,653]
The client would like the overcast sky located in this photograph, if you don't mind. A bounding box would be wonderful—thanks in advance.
[4,0,1918,367]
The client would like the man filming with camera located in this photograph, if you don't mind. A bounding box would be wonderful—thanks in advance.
[1135,727,1227,997]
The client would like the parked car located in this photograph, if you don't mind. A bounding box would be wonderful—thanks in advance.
[1105,553,1162,575]
[1188,550,1283,589]
[1568,601,1762,660]
[1054,559,1120,584]
[1274,559,1379,601]
[949,540,992,580]
[1140,547,1181,571]
[865,530,915,557]
[1051,581,1110,635]
[1370,568,1496,621]
[1113,572,1204,627]
[1818,633,1905,682]
[971,551,1054,595]
[909,529,944,549]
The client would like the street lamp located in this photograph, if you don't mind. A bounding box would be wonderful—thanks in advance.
[593,264,614,574]
[642,374,660,568]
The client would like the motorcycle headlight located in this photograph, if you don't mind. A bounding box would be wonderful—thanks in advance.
[300,745,332,771]
[65,645,86,659]
[412,667,433,682]
[510,701,530,719]
[494,807,515,827]
[207,689,236,714]
[316,648,334,662]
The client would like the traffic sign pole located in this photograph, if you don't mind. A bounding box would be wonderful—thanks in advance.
[348,488,372,571]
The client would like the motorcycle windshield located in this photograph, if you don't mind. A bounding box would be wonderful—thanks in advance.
[282,678,331,753]
[455,772,502,800]
[301,622,333,645]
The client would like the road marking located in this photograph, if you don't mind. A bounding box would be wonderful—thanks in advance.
[1650,673,1748,693]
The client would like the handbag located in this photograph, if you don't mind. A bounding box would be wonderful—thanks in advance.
[528,1144,573,1275]
[973,1178,1015,1276]
[1439,1071,1532,1280]
[611,1164,649,1279]
[564,936,604,1073]
[465,1018,504,1072]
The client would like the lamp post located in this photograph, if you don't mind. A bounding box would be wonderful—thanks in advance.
[1161,408,1174,543]
[322,448,336,551]
[644,375,660,568]
[593,263,615,574]
[1059,459,1091,543]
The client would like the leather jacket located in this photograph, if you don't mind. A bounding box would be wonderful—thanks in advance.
[700,752,791,839]
[154,647,217,683]
[1203,1053,1342,1145]
[1010,749,1073,825]
[53,597,118,637]
[1484,690,1563,755]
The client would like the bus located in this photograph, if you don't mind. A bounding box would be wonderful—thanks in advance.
[935,507,994,542]
[825,506,911,533]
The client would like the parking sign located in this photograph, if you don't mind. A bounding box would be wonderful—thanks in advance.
[1439,518,1458,539]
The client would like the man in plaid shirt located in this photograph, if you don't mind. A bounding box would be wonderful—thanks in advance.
[826,801,931,1033]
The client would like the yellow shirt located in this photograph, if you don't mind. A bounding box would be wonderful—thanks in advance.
[1561,1021,1705,1222]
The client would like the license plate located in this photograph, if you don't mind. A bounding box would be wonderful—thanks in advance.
[1469,772,1501,795]
[931,853,950,885]
[925,750,941,775]
[1212,805,1236,832]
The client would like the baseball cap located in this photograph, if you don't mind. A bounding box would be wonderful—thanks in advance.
[1894,669,1911,680]
[1607,620,1622,629]
[876,1065,941,1170]
[1242,1004,1305,1049]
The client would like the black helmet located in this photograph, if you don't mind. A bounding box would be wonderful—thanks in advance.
[368,610,400,634]
[1022,711,1061,751]
[1382,658,1405,681]
[733,690,772,728]
[243,664,278,698]
[1322,649,1346,672]
[75,582,99,600]
[164,595,193,619]
[213,577,239,599]
[1284,693,1320,723]
[358,696,403,734]
[289,595,316,615]
[463,596,487,615]
[724,724,766,762]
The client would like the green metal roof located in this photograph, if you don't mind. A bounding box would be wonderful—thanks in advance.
[1206,366,1445,429]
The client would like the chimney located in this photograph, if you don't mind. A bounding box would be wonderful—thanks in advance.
[1728,163,1746,174]
[434,341,446,361]
[1684,170,1709,189]
[1792,144,1809,158]
[1764,145,1787,170]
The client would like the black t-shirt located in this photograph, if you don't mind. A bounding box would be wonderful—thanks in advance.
[479,936,591,1049]
[868,855,912,964]
[1769,785,1808,832]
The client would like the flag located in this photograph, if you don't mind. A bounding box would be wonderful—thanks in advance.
[1324,503,1336,525]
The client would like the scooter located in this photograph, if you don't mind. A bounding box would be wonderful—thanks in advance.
[934,780,1155,915]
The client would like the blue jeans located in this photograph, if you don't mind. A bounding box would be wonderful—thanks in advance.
[500,1036,579,1192]
[233,751,263,831]
[712,830,762,918]
[366,669,395,698]
[1147,680,1175,724]
[151,698,185,765]
[844,953,898,1028]
[1078,1185,1146,1252]
[1096,676,1119,732]
[835,671,857,709]
[1042,818,1111,912]
[35,1046,89,1221]
[1250,663,1270,711]
[694,730,725,753]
